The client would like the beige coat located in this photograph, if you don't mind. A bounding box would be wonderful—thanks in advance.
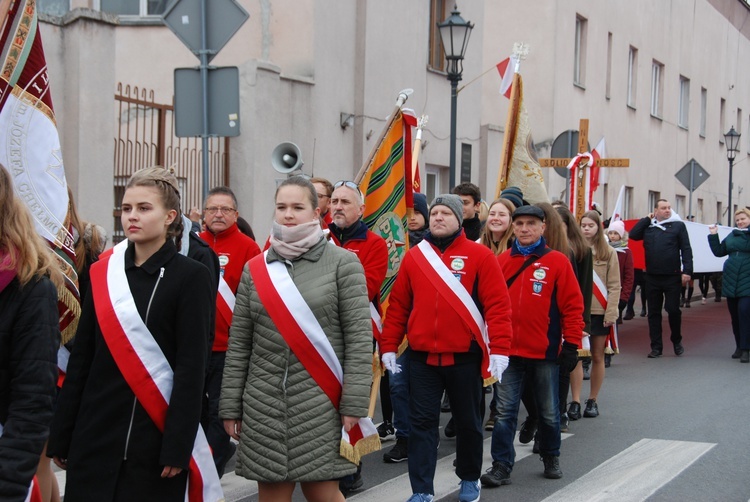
[590,246,622,324]
[219,238,372,482]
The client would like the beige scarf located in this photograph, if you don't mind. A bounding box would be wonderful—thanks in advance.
[269,220,324,260]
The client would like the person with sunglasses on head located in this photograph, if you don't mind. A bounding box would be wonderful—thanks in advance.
[199,186,261,478]
[328,180,388,494]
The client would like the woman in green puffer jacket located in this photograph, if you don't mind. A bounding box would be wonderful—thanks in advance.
[708,207,750,362]
[219,176,372,501]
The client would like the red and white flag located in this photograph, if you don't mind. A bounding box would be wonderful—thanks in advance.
[610,185,626,222]
[496,56,518,99]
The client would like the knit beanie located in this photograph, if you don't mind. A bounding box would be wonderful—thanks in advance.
[413,192,429,223]
[430,194,464,226]
[500,186,525,209]
[607,220,626,238]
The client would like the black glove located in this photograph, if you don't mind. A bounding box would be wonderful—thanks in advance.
[618,299,628,311]
[557,341,579,373]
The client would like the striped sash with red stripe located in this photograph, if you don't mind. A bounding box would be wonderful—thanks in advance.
[90,241,223,501]
[411,240,491,379]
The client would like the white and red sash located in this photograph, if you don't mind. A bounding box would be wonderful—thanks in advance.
[592,269,619,353]
[0,424,42,502]
[56,345,71,387]
[411,240,492,377]
[90,241,223,502]
[216,275,236,327]
[248,252,379,463]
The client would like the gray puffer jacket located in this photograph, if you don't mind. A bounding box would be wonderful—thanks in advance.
[220,238,372,482]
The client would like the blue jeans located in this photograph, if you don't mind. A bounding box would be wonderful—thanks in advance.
[388,348,411,438]
[490,357,560,468]
[408,358,483,495]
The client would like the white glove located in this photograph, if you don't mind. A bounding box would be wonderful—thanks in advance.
[382,352,401,374]
[489,354,510,382]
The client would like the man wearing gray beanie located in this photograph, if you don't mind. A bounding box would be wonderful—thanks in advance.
[379,193,513,502]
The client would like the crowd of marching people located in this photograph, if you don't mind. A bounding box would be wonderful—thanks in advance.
[3,163,750,502]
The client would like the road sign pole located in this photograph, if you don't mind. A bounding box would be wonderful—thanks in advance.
[689,159,695,219]
[200,0,210,203]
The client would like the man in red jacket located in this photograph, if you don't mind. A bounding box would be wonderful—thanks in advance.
[482,205,583,488]
[380,194,513,502]
[199,186,260,477]
[328,180,388,494]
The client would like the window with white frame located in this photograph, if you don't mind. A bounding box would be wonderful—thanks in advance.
[624,187,633,220]
[650,60,664,118]
[627,47,638,108]
[678,76,690,129]
[574,15,587,87]
[675,195,686,217]
[605,33,612,99]
[720,98,726,143]
[648,190,661,212]
[428,0,449,72]
[717,201,723,224]
[98,0,169,16]
[697,198,704,223]
[425,165,444,203]
[737,109,742,135]
[700,87,707,137]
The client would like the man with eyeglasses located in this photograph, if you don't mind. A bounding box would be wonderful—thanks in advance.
[310,177,334,226]
[329,180,388,495]
[199,186,261,477]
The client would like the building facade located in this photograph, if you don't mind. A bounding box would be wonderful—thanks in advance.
[39,0,750,240]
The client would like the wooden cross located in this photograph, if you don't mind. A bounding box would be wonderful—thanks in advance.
[538,119,630,221]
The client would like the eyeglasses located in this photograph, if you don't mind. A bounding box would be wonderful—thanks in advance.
[333,180,363,198]
[317,193,330,199]
[204,206,237,215]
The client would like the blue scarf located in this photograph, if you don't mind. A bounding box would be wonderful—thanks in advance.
[514,237,545,256]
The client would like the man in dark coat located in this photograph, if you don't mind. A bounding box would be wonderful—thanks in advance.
[629,199,693,358]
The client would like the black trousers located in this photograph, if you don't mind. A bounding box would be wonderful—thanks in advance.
[408,358,482,494]
[645,273,683,353]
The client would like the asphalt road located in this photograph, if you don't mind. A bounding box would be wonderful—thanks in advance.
[55,293,750,501]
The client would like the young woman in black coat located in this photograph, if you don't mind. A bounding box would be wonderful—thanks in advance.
[0,164,62,502]
[48,167,218,501]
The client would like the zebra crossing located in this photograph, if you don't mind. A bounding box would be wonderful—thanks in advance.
[52,435,717,501]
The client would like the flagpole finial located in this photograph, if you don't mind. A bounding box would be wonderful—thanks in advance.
[511,43,529,73]
[397,89,413,107]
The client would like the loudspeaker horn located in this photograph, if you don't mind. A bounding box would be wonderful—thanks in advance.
[271,142,304,174]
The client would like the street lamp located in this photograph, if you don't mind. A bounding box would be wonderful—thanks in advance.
[438,5,473,189]
[724,126,741,226]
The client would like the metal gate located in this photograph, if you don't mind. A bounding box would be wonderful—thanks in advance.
[113,83,229,242]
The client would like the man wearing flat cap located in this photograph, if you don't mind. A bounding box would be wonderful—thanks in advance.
[483,205,584,487]
[379,194,514,502]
